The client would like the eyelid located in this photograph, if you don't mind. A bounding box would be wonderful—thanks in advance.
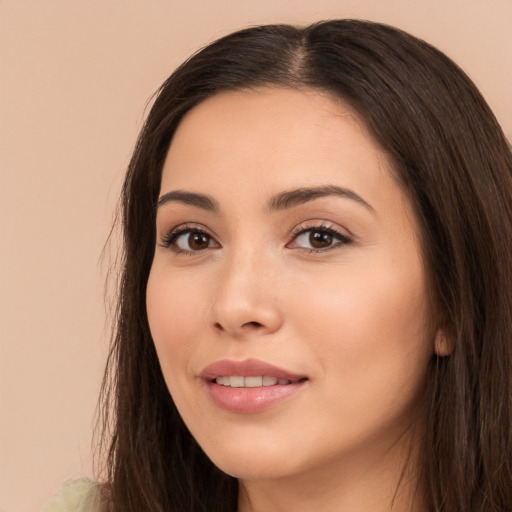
[159,220,351,254]
[159,223,220,252]
[287,221,352,251]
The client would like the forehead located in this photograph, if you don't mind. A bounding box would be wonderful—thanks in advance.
[162,87,391,195]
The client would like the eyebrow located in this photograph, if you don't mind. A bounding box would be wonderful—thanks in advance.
[156,185,374,214]
[268,185,375,213]
[157,190,219,212]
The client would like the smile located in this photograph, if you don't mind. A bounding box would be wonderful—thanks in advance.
[201,359,308,413]
[214,376,294,387]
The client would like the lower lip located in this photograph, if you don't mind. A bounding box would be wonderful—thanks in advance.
[205,380,307,414]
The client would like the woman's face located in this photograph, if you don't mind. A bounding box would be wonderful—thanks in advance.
[147,88,438,482]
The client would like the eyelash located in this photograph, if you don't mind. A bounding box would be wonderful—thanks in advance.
[160,222,351,254]
[289,223,352,253]
[160,224,214,254]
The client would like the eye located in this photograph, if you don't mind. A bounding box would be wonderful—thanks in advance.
[175,231,215,251]
[288,224,351,252]
[161,225,219,253]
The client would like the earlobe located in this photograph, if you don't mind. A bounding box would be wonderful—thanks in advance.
[434,328,453,357]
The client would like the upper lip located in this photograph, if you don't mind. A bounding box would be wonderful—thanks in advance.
[200,358,307,382]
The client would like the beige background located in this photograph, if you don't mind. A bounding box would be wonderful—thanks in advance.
[0,1,511,511]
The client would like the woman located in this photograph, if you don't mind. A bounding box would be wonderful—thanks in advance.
[46,19,512,512]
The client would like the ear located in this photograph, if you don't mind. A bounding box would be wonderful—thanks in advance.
[434,327,453,357]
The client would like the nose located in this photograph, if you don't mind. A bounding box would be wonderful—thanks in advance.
[209,250,283,339]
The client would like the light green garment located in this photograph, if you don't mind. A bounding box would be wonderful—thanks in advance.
[44,478,101,512]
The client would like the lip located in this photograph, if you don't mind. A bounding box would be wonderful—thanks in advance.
[200,358,306,381]
[200,358,308,414]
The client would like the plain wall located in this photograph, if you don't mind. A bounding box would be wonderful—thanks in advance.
[1,1,511,511]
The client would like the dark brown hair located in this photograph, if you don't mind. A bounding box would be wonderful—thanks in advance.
[98,20,512,511]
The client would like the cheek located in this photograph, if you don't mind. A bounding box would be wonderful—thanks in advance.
[292,259,429,339]
[287,261,433,407]
[146,266,206,383]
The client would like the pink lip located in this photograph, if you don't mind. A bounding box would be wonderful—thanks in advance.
[200,358,306,381]
[200,358,308,414]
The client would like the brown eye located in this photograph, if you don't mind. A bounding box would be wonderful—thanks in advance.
[188,232,210,250]
[173,230,217,252]
[289,225,351,252]
[309,231,333,249]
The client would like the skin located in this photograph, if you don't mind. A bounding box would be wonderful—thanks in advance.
[146,87,441,511]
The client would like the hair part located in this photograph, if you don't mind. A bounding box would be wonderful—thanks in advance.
[97,20,512,511]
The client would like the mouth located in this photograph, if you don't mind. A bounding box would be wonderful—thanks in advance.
[213,375,303,387]
[200,359,308,414]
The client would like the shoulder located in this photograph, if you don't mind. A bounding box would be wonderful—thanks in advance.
[43,478,102,512]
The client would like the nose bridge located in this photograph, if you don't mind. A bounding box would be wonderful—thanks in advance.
[210,242,282,336]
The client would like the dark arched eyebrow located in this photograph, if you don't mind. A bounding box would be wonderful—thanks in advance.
[157,190,219,212]
[157,185,374,214]
[268,185,375,213]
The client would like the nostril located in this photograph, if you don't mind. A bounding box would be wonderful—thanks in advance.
[242,321,263,329]
[214,321,262,331]
[212,316,276,335]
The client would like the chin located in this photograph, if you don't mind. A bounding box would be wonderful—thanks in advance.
[212,457,292,481]
[198,435,303,480]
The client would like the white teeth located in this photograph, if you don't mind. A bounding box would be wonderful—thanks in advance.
[262,376,278,386]
[230,376,245,388]
[215,376,291,387]
[244,376,263,387]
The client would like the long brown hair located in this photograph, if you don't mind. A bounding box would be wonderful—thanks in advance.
[98,20,512,511]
